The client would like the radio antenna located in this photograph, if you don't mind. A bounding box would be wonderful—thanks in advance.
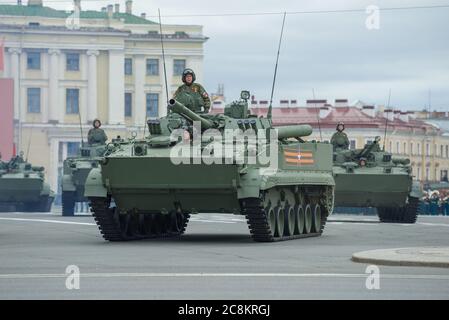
[159,9,169,105]
[382,89,392,151]
[267,12,286,120]
[78,107,84,147]
[312,88,322,141]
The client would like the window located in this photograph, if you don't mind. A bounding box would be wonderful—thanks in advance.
[446,145,449,158]
[349,140,356,150]
[124,58,133,75]
[173,59,186,76]
[125,92,132,117]
[403,142,407,154]
[441,145,444,157]
[410,142,413,155]
[66,53,80,71]
[27,88,41,113]
[27,52,40,70]
[389,141,392,153]
[441,170,448,182]
[426,143,430,156]
[426,168,429,181]
[67,142,80,157]
[66,89,79,114]
[417,167,421,181]
[417,143,421,155]
[146,59,159,75]
[396,142,400,154]
[146,93,159,117]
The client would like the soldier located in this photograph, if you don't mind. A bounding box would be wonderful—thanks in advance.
[330,122,350,151]
[87,119,108,145]
[173,68,211,113]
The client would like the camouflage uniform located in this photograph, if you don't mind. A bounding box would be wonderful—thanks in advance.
[173,69,211,113]
[87,119,108,145]
[331,122,350,151]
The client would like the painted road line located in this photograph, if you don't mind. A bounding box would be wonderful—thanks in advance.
[0,272,449,280]
[0,217,96,226]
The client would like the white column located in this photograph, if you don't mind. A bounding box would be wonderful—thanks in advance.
[86,50,99,122]
[48,49,60,123]
[8,48,21,120]
[159,55,173,117]
[108,49,125,124]
[134,55,145,126]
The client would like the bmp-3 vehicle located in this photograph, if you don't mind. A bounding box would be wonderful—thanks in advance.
[0,153,54,212]
[333,136,422,223]
[85,91,335,242]
[61,144,105,216]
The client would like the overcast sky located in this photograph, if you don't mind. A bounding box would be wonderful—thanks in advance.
[33,0,449,110]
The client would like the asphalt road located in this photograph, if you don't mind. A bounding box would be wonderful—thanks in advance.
[0,210,449,299]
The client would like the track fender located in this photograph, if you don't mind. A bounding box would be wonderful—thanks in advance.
[237,168,263,199]
[84,168,107,198]
[62,174,76,192]
[409,180,424,199]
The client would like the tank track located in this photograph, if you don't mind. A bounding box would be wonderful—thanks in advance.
[377,196,419,224]
[89,197,190,241]
[241,196,329,242]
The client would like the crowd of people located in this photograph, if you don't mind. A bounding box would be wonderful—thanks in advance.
[419,190,449,216]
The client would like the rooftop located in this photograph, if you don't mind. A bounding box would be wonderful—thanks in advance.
[0,3,155,25]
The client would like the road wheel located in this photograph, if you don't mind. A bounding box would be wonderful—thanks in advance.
[304,203,312,234]
[284,205,295,236]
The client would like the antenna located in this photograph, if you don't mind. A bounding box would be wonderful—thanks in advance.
[78,107,84,147]
[312,89,322,141]
[25,115,34,162]
[267,12,286,120]
[159,8,169,104]
[382,89,391,151]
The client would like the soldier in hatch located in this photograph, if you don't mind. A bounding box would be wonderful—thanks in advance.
[173,68,211,113]
[87,119,108,145]
[330,122,350,152]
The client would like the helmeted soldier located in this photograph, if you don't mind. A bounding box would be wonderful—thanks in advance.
[87,119,108,145]
[173,68,211,113]
[330,122,350,151]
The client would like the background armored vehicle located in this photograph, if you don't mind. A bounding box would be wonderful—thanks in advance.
[0,154,54,212]
[61,144,105,216]
[85,91,335,242]
[333,136,422,223]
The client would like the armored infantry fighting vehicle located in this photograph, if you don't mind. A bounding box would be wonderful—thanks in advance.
[333,136,422,223]
[85,91,335,242]
[61,144,106,216]
[0,153,54,212]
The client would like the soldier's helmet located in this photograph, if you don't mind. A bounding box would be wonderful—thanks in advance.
[182,68,196,84]
[336,121,345,132]
[93,119,102,128]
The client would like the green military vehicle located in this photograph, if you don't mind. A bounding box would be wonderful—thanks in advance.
[0,153,54,212]
[85,91,335,242]
[61,144,106,216]
[333,136,422,223]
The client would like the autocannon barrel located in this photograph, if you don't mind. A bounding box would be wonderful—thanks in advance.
[392,157,410,165]
[358,136,381,158]
[276,125,313,139]
[168,99,215,130]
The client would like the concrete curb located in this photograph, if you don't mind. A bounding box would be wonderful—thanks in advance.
[352,247,449,268]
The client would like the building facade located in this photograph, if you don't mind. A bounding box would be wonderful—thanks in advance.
[0,0,207,198]
[213,98,449,183]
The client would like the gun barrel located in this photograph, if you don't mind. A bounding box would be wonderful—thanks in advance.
[168,99,214,130]
[276,125,313,139]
